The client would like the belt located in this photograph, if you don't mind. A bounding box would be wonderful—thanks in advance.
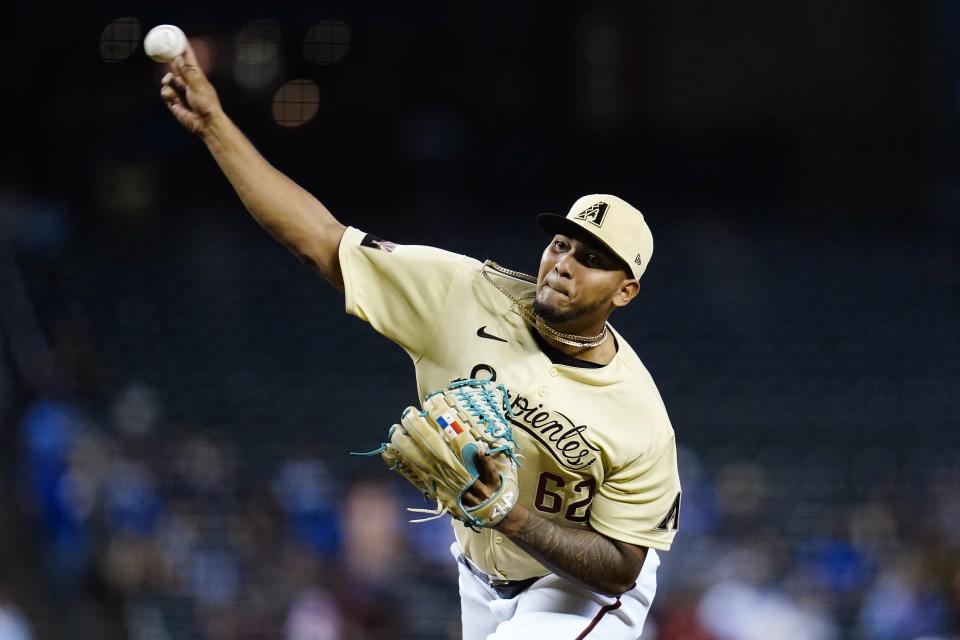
[458,554,543,599]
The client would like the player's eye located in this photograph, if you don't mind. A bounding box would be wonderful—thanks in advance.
[553,239,569,252]
[585,253,599,266]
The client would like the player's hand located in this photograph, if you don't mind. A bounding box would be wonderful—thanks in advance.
[160,41,223,137]
[463,449,504,507]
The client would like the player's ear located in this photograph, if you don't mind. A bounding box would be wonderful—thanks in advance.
[611,278,640,309]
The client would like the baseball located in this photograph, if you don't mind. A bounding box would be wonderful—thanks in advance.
[144,24,187,63]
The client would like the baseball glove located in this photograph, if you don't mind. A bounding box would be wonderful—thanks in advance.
[355,379,521,530]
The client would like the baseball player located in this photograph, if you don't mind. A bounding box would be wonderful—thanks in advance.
[161,44,681,639]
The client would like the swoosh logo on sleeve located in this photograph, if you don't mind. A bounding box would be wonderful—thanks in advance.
[476,326,509,343]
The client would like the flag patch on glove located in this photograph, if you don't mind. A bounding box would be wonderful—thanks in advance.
[352,378,521,530]
[437,413,464,438]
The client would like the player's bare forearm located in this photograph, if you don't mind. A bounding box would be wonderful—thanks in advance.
[201,112,346,288]
[465,452,645,595]
[495,505,646,596]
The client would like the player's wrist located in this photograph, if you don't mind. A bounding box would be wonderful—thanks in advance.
[492,503,529,536]
[198,108,231,144]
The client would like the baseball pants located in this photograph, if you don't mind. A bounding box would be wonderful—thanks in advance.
[452,543,659,640]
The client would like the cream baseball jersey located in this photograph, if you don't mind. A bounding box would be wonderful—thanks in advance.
[339,226,681,580]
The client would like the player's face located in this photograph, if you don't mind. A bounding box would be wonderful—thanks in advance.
[534,234,636,325]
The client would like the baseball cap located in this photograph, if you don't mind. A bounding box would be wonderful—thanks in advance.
[537,194,654,280]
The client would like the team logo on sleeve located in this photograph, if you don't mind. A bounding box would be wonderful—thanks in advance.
[360,234,398,252]
[655,492,681,532]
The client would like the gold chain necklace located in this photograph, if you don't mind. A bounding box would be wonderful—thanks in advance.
[480,261,609,349]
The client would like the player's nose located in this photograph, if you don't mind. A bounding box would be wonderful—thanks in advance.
[553,251,575,278]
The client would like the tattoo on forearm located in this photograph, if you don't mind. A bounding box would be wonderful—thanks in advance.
[509,511,641,594]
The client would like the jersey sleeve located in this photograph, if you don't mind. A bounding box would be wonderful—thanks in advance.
[338,226,469,359]
[589,433,682,550]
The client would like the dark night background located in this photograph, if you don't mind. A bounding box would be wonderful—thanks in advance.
[1,2,958,639]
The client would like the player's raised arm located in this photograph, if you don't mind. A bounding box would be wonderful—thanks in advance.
[159,42,346,289]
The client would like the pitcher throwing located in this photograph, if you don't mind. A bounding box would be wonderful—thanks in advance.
[160,42,681,639]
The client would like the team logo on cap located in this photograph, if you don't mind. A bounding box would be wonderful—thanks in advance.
[573,201,609,228]
[635,254,643,266]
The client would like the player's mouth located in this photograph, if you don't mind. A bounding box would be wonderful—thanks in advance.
[543,281,571,298]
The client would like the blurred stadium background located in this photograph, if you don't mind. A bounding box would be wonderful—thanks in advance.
[2,1,959,639]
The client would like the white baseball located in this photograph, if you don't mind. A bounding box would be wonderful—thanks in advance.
[144,24,187,63]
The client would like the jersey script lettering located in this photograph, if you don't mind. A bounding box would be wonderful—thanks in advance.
[509,394,600,469]
[457,365,600,470]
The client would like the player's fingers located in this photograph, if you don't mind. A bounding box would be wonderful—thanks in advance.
[170,77,189,101]
[167,58,181,79]
[463,483,487,506]
[174,40,205,85]
[173,55,194,83]
[476,450,499,484]
[160,84,185,104]
[167,102,201,133]
[165,98,184,116]
[161,90,193,123]
[161,77,190,110]
[182,39,200,67]
[160,85,178,103]
[161,71,187,89]
[464,451,501,503]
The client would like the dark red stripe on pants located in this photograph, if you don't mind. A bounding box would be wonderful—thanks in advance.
[574,597,622,639]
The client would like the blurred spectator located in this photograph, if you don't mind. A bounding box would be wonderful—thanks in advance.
[0,586,31,640]
[272,454,341,558]
[674,447,719,536]
[335,481,408,639]
[652,589,713,640]
[342,482,404,583]
[284,587,342,640]
[19,394,93,598]
[699,578,838,640]
[859,556,948,640]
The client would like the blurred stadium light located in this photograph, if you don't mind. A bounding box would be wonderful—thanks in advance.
[234,19,282,91]
[272,79,320,127]
[99,17,141,63]
[303,20,352,66]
